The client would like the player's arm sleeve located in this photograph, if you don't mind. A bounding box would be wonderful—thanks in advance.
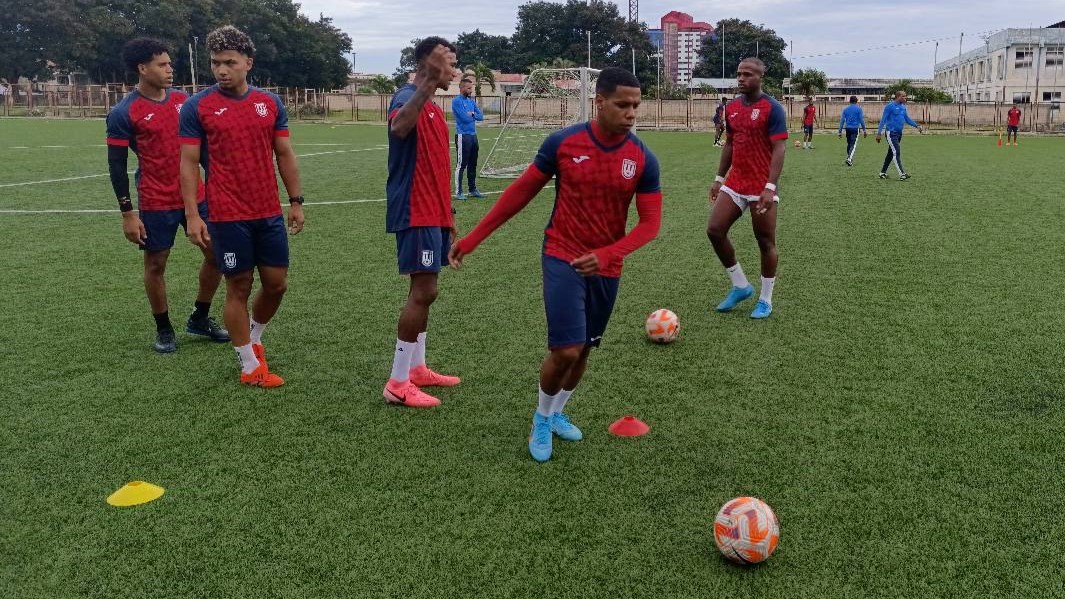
[838,113,845,133]
[452,97,473,128]
[473,101,484,121]
[904,108,919,128]
[273,95,290,137]
[178,100,204,145]
[593,190,663,267]
[456,165,552,254]
[387,87,414,124]
[768,103,789,140]
[105,109,132,198]
[877,106,888,135]
[860,108,867,130]
[531,131,562,176]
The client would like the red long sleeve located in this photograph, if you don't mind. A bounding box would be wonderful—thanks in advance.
[455,165,552,254]
[591,191,663,268]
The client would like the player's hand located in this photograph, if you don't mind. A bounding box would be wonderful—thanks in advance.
[287,203,305,235]
[570,253,601,276]
[422,46,454,89]
[448,240,465,270]
[122,212,147,245]
[186,215,210,249]
[709,181,722,204]
[917,126,925,134]
[863,131,868,138]
[754,190,775,216]
[875,134,882,143]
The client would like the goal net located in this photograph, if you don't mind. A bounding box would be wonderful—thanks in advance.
[480,67,600,178]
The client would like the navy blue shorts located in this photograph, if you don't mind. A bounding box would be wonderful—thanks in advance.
[542,254,620,349]
[1007,125,1018,134]
[139,201,208,252]
[208,215,289,276]
[395,226,450,274]
[803,125,814,135]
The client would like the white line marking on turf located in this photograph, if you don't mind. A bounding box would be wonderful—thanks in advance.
[0,192,502,214]
[0,172,134,188]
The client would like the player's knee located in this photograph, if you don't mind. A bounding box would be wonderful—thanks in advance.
[262,278,288,298]
[144,253,168,277]
[755,234,776,253]
[552,344,583,366]
[707,222,729,243]
[410,283,438,306]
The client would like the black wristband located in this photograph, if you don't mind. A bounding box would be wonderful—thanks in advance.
[118,197,134,212]
[288,195,305,205]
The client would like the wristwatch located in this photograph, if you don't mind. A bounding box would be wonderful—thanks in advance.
[288,195,305,205]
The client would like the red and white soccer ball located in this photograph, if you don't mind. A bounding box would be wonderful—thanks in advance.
[713,496,780,564]
[793,140,802,148]
[645,309,679,343]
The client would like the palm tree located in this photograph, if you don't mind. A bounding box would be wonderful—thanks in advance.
[463,61,496,95]
[789,68,828,98]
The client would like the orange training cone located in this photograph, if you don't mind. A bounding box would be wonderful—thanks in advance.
[997,137,1003,147]
[609,415,650,437]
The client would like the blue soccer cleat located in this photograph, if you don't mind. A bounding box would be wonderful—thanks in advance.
[750,299,773,319]
[550,412,583,442]
[716,285,754,312]
[529,412,553,462]
[455,192,467,200]
[469,189,485,199]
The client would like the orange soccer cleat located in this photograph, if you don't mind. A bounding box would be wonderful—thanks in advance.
[384,379,441,408]
[240,363,284,388]
[408,365,461,387]
[252,343,267,370]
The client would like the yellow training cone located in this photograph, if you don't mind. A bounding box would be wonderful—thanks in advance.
[107,481,165,507]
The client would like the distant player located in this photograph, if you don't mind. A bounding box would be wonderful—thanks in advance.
[837,95,867,166]
[707,57,788,320]
[801,97,816,149]
[876,90,923,180]
[449,67,662,462]
[179,25,305,388]
[383,37,462,408]
[106,38,229,353]
[713,97,727,146]
[452,78,485,199]
[1006,103,1021,146]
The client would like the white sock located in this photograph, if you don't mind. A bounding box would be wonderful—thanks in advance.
[235,343,259,374]
[760,276,776,305]
[537,387,558,417]
[552,389,573,414]
[250,319,267,345]
[411,332,427,369]
[727,263,750,289]
[390,339,417,382]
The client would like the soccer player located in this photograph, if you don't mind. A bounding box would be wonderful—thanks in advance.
[707,57,788,320]
[801,97,816,149]
[876,90,923,180]
[452,78,485,199]
[449,67,662,462]
[179,25,305,388]
[1006,103,1021,146]
[837,95,868,166]
[383,37,462,408]
[713,97,727,146]
[106,38,229,353]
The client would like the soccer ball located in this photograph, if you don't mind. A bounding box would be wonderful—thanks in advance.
[713,497,780,564]
[645,309,679,343]
[793,140,802,148]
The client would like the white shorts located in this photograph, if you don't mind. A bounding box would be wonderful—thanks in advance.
[721,185,780,212]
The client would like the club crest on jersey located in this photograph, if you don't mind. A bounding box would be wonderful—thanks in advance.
[174,103,183,113]
[621,158,637,180]
[254,102,269,118]
[751,108,761,120]
[223,252,237,269]
[421,250,434,267]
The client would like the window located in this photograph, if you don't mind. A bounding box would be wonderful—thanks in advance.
[1013,92,1031,104]
[1046,48,1064,68]
[1043,91,1062,102]
[1015,49,1033,69]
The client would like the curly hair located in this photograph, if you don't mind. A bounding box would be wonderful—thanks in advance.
[121,38,170,72]
[414,37,456,65]
[206,25,256,57]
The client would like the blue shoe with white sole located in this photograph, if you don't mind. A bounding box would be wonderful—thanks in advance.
[550,412,583,442]
[750,300,773,319]
[715,285,755,312]
[529,412,553,462]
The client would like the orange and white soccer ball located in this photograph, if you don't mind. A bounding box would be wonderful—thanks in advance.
[645,309,679,343]
[713,496,780,564]
[793,139,802,148]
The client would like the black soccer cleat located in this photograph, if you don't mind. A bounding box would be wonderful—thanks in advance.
[154,329,177,353]
[186,315,231,342]
[878,173,888,179]
[899,173,911,181]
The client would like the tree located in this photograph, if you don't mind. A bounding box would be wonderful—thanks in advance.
[884,79,917,99]
[455,30,515,72]
[912,87,952,104]
[463,61,496,94]
[392,37,421,88]
[789,68,827,98]
[693,19,790,82]
[366,74,395,94]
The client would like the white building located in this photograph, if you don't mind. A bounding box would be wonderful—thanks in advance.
[934,27,1065,104]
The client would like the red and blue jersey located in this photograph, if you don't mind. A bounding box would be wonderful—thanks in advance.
[179,84,288,223]
[1007,108,1022,127]
[803,104,817,126]
[386,84,454,232]
[532,123,661,277]
[106,89,203,210]
[725,94,788,196]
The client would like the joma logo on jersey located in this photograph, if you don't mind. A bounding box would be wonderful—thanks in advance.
[142,113,154,122]
[214,107,227,117]
[621,158,637,180]
[420,250,434,268]
[254,102,269,118]
[223,252,237,269]
[751,108,761,120]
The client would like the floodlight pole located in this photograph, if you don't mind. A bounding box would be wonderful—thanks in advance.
[189,42,196,92]
[587,31,592,68]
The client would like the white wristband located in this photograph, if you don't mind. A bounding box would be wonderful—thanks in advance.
[714,175,726,184]
[764,182,777,191]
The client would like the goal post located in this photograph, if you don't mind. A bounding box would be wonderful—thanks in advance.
[480,67,600,178]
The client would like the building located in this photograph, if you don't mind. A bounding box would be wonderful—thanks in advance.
[647,11,715,86]
[934,26,1065,103]
[783,77,933,101]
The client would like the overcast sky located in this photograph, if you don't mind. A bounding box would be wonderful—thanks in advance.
[298,0,1064,78]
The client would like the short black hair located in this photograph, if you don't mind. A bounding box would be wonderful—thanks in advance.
[738,57,765,74]
[122,38,170,73]
[207,25,256,57]
[460,78,473,85]
[850,95,858,103]
[414,37,456,64]
[595,67,640,95]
